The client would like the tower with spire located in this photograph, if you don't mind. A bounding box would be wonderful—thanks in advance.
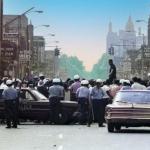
[108,21,112,33]
[148,16,150,47]
[125,16,135,32]
[106,21,118,54]
[106,16,145,58]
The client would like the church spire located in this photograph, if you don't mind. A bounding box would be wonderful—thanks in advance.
[108,21,112,33]
[148,16,150,47]
[125,16,134,32]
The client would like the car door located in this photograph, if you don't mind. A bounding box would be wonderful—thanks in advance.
[19,89,36,120]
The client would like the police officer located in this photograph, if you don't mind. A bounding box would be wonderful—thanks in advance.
[49,78,65,124]
[76,80,91,125]
[2,80,18,128]
[69,75,81,101]
[90,79,105,127]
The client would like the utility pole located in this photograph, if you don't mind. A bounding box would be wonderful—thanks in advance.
[0,0,3,78]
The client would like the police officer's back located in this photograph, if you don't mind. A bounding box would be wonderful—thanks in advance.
[2,80,18,128]
[48,78,65,124]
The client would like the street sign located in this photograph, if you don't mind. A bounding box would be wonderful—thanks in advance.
[1,40,17,61]
[19,50,30,62]
[3,33,19,45]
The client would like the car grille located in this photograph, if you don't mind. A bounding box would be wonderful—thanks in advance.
[107,108,150,119]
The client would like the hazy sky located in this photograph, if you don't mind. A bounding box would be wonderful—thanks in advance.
[4,0,150,71]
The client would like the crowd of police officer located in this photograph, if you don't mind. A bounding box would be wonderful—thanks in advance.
[1,58,150,128]
[0,74,111,128]
[0,59,116,128]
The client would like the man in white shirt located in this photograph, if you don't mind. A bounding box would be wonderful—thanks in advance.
[131,77,146,90]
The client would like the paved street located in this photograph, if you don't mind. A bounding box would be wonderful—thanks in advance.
[0,123,150,150]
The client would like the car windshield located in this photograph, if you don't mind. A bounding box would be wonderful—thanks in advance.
[31,90,47,100]
[115,91,150,104]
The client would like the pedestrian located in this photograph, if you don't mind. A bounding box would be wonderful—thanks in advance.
[0,77,8,90]
[37,80,49,98]
[90,79,105,127]
[109,80,121,99]
[37,73,45,87]
[2,80,18,128]
[69,74,81,101]
[131,77,146,90]
[102,79,112,104]
[76,80,91,125]
[120,80,131,90]
[48,78,65,124]
[108,59,116,84]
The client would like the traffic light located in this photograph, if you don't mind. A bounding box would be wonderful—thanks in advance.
[108,48,111,55]
[108,46,114,55]
[54,48,60,56]
[111,47,114,55]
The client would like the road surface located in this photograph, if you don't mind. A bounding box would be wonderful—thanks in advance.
[0,123,150,150]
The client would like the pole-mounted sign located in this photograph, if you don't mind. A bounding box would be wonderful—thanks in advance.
[0,0,3,77]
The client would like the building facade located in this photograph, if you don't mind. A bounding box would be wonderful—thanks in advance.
[2,15,33,78]
[33,36,45,72]
[44,50,55,78]
[106,16,148,79]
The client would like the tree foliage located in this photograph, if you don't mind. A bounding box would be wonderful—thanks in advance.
[90,53,110,80]
[59,53,110,80]
[59,54,88,79]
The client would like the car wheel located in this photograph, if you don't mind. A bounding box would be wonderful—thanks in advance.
[55,111,69,125]
[107,123,114,132]
[115,125,121,131]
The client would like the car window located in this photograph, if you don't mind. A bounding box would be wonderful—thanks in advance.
[20,90,35,101]
[31,90,47,100]
[25,91,34,101]
[115,91,150,103]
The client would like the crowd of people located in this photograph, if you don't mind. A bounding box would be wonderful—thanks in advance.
[1,59,150,128]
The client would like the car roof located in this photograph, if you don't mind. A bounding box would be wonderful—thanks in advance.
[119,90,150,92]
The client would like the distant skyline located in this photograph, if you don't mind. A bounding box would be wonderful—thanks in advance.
[4,0,150,71]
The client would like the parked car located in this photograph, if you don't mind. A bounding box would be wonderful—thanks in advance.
[105,90,150,132]
[0,88,78,124]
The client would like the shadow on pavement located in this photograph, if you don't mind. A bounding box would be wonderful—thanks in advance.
[115,128,150,134]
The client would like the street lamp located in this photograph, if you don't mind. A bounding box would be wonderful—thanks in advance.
[47,33,55,37]
[33,10,43,13]
[135,20,147,45]
[34,25,50,29]
[136,20,147,23]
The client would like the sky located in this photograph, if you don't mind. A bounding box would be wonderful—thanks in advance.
[3,0,150,71]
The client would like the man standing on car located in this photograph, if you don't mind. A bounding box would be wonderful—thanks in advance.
[49,78,65,124]
[2,80,18,128]
[108,59,116,84]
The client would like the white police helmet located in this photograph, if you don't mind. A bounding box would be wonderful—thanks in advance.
[120,79,125,84]
[39,73,44,77]
[83,80,89,85]
[52,78,61,83]
[6,80,13,85]
[74,74,80,80]
[81,80,84,85]
[96,79,103,83]
[124,80,130,84]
